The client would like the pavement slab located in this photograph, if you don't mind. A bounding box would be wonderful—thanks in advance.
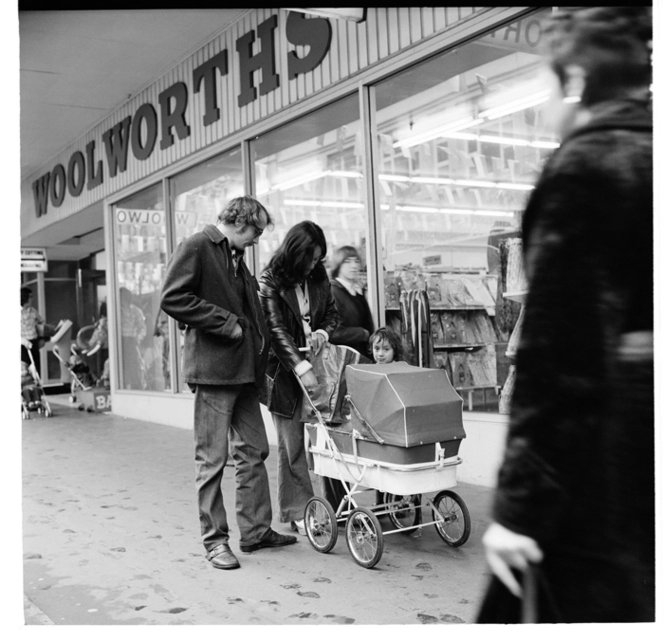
[21,398,497,626]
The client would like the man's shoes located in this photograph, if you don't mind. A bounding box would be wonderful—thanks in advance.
[207,543,240,570]
[290,519,306,536]
[239,528,297,553]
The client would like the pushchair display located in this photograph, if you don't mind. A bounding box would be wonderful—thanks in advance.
[21,348,52,419]
[302,348,471,568]
[52,344,97,404]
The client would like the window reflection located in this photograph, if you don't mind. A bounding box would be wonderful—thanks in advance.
[172,147,244,247]
[375,9,555,412]
[113,183,169,391]
[169,147,245,391]
[251,94,367,285]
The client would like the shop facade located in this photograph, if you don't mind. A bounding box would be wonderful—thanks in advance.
[21,7,557,486]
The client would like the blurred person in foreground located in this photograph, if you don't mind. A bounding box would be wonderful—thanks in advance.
[161,196,296,570]
[477,7,653,623]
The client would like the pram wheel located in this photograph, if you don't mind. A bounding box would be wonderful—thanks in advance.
[44,407,53,417]
[304,497,338,553]
[431,490,470,547]
[384,493,422,531]
[345,507,384,568]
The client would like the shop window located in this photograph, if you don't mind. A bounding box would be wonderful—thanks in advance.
[171,146,244,247]
[373,8,554,413]
[169,147,245,392]
[112,183,169,392]
[250,94,368,287]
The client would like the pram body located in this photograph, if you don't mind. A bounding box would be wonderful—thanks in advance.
[302,352,471,568]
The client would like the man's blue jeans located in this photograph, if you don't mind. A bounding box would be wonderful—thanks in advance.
[193,384,272,551]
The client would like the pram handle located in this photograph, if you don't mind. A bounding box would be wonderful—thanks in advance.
[296,374,326,425]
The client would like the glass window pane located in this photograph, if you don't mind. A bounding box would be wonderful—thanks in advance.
[113,183,169,391]
[374,9,554,413]
[171,146,244,246]
[251,94,368,285]
[169,147,245,392]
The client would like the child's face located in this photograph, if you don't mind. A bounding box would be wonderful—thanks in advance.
[372,338,395,364]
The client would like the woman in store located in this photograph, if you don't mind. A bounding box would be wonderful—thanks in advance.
[259,221,339,535]
[328,245,375,361]
[478,7,653,622]
[317,244,376,510]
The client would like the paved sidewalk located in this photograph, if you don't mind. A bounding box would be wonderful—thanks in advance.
[21,398,497,626]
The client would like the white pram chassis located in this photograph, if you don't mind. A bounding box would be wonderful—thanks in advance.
[300,381,471,569]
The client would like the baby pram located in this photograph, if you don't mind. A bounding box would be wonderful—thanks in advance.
[21,346,53,419]
[301,347,471,568]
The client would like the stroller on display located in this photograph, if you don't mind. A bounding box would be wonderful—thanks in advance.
[21,346,53,419]
[52,344,97,404]
[301,344,471,569]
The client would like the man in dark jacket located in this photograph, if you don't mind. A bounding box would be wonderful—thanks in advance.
[160,196,296,570]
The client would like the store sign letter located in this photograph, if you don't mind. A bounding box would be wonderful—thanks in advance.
[193,51,229,126]
[31,10,333,217]
[237,15,280,108]
[159,82,191,150]
[286,12,332,79]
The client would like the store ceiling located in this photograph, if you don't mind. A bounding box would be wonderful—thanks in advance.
[18,8,247,260]
[19,9,247,182]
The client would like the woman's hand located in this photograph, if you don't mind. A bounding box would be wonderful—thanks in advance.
[300,370,318,392]
[309,331,326,355]
[482,522,543,597]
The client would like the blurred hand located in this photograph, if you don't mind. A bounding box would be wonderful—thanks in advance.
[300,370,318,392]
[310,331,326,355]
[230,322,243,340]
[482,522,543,597]
[21,337,32,348]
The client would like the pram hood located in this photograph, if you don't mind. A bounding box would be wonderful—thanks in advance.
[345,362,465,447]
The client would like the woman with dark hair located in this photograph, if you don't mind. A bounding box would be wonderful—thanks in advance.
[328,245,374,361]
[259,221,339,535]
[478,7,653,623]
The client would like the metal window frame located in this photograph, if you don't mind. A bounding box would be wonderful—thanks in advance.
[101,5,541,399]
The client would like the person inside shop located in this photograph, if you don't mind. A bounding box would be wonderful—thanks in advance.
[328,245,375,362]
[20,286,46,369]
[258,220,339,536]
[160,195,296,571]
[477,6,653,623]
[119,287,147,390]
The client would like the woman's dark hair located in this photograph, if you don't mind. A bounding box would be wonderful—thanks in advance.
[265,220,328,287]
[328,245,361,280]
[21,287,32,306]
[218,195,274,230]
[543,7,652,106]
[369,326,405,362]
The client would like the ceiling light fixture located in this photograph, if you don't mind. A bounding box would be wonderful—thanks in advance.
[478,89,550,120]
[395,117,484,148]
